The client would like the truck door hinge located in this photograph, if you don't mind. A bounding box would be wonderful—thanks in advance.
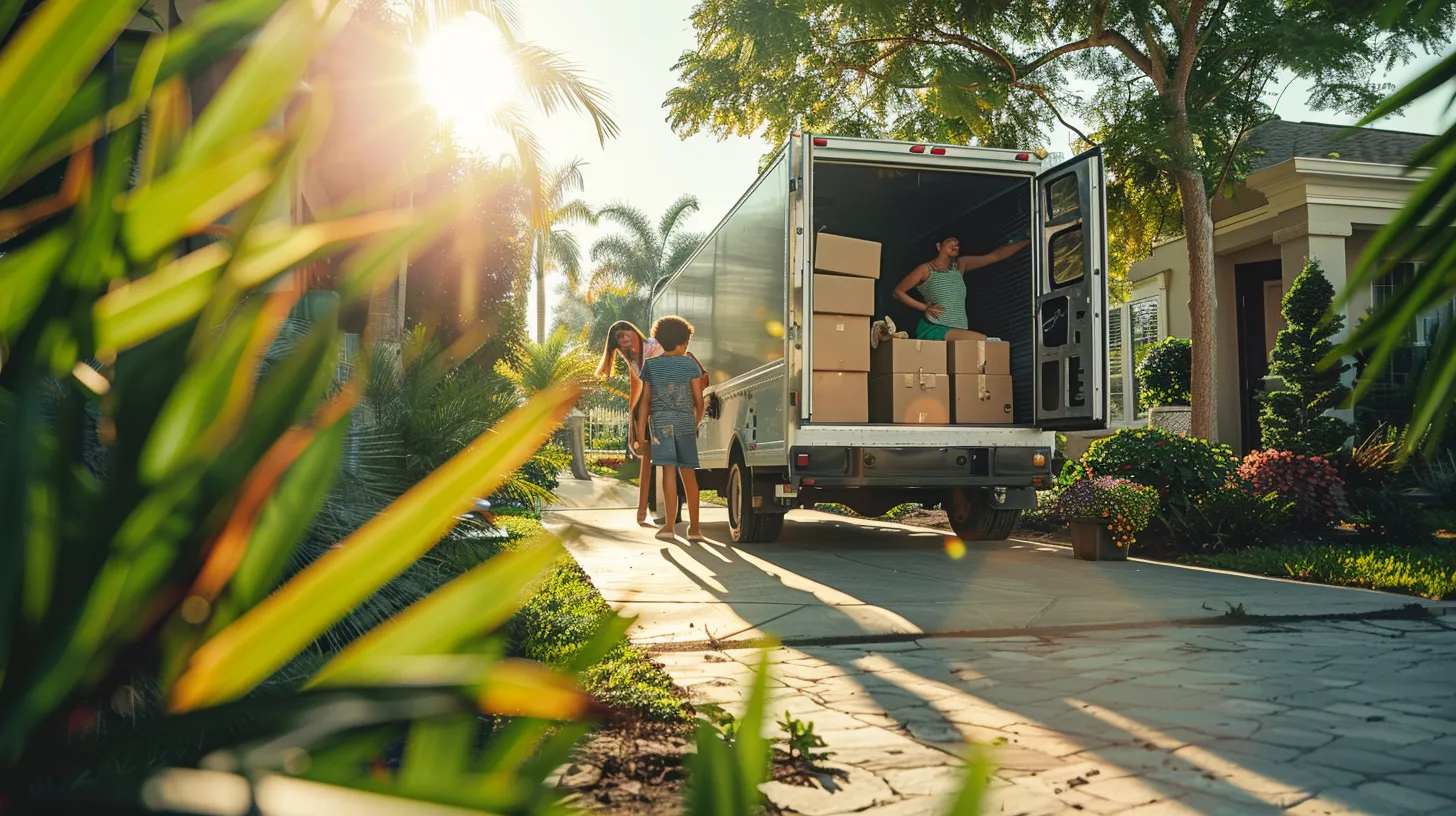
[787,324,802,347]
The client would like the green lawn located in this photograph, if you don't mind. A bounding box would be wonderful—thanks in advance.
[492,515,687,720]
[1183,541,1456,601]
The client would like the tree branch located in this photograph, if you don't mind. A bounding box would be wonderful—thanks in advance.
[1023,38,1097,74]
[1098,27,1158,86]
[926,24,1018,80]
[1171,0,1209,98]
[1013,82,1098,145]
[1196,0,1231,51]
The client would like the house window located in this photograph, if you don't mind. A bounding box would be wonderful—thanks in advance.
[1370,262,1450,388]
[1106,293,1163,426]
[1108,309,1125,422]
[1129,297,1162,420]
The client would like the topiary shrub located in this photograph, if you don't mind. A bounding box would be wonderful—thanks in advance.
[1259,258,1353,457]
[1238,450,1345,528]
[1136,337,1192,409]
[1080,427,1239,515]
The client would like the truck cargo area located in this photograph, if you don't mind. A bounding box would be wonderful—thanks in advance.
[811,161,1036,425]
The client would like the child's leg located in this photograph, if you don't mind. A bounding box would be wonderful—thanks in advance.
[681,468,702,535]
[636,450,651,523]
[660,465,680,532]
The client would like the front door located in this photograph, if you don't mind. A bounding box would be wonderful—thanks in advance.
[1034,149,1109,430]
[1235,261,1283,452]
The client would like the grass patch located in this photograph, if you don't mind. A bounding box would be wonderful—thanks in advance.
[1183,541,1456,600]
[501,516,687,721]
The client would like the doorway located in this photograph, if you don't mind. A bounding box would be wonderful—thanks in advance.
[1235,261,1284,452]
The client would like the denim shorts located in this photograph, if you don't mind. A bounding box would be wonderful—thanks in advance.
[650,421,700,469]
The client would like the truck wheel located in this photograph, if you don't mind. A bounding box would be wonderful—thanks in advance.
[727,460,784,544]
[947,487,1020,541]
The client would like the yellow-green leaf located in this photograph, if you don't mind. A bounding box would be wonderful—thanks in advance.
[121,134,283,260]
[0,228,70,339]
[0,0,142,190]
[169,384,580,711]
[93,242,231,352]
[227,210,419,291]
[311,534,563,686]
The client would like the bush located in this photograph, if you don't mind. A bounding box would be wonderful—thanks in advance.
[1135,337,1192,409]
[1080,427,1239,515]
[1238,450,1345,528]
[1415,450,1456,507]
[1055,476,1159,548]
[1258,258,1352,456]
[1341,427,1430,542]
[1164,483,1295,551]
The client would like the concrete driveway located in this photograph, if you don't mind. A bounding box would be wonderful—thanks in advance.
[546,478,1456,815]
[546,482,1440,647]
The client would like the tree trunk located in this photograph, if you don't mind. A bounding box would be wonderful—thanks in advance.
[534,242,546,343]
[1173,165,1219,442]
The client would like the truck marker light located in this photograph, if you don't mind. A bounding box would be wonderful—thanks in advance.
[1015,153,1031,161]
[1033,452,1046,467]
[802,478,816,486]
[812,137,828,146]
[930,147,946,155]
[796,453,810,467]
[909,144,926,153]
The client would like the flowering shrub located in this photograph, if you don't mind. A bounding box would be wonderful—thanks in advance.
[1135,337,1192,409]
[1081,428,1238,516]
[1055,476,1160,549]
[594,457,626,470]
[1238,450,1345,527]
[1165,482,1294,551]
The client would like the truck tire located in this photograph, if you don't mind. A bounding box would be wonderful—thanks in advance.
[947,487,1020,542]
[727,460,784,544]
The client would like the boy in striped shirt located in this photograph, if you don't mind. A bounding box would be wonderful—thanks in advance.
[637,316,707,541]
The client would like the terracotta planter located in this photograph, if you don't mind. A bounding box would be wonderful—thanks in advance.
[1069,518,1129,561]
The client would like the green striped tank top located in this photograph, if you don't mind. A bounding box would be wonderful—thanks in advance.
[920,263,969,329]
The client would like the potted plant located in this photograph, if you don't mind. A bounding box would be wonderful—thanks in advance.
[1056,476,1160,561]
[1136,337,1192,432]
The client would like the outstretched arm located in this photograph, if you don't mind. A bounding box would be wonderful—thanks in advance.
[636,382,653,447]
[959,239,1031,272]
[692,378,706,425]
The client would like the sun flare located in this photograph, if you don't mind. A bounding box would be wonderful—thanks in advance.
[415,13,519,155]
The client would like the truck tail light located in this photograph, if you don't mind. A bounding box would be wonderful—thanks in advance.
[1015,153,1031,161]
[812,137,828,147]
[1033,475,1047,488]
[930,147,946,155]
[909,144,926,154]
[802,478,816,486]
[796,453,810,467]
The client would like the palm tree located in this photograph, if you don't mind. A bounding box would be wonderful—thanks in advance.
[495,326,601,400]
[531,159,595,341]
[585,194,704,339]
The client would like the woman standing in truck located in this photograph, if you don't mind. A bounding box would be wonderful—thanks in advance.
[597,321,708,525]
[892,235,1030,341]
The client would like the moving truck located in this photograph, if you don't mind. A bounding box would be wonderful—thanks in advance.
[652,134,1108,544]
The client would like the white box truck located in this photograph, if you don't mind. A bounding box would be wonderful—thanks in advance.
[652,134,1108,544]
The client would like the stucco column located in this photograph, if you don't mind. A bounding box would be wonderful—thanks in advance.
[1212,255,1242,445]
[1274,221,1356,426]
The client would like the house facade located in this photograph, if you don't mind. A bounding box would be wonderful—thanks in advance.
[1083,119,1435,456]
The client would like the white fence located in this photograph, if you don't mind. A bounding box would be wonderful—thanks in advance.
[585,406,631,451]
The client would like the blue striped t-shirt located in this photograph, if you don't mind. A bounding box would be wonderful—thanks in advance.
[642,354,702,431]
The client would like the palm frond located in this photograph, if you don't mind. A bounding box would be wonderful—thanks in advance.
[549,229,583,288]
[664,231,706,280]
[507,40,620,147]
[657,193,701,245]
[545,157,589,205]
[593,202,657,255]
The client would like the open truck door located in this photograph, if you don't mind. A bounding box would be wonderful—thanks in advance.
[1034,148,1108,431]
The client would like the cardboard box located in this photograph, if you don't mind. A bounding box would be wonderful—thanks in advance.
[953,374,1014,424]
[813,273,875,316]
[871,373,950,425]
[811,314,870,371]
[811,372,868,423]
[948,339,1010,375]
[814,233,881,279]
[872,337,947,376]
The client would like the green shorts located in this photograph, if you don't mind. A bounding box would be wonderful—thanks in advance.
[916,318,951,340]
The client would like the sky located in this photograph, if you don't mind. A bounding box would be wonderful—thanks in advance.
[491,0,1456,339]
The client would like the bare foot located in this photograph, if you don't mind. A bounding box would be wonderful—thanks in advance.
[655,525,678,540]
[686,527,705,541]
[636,509,651,527]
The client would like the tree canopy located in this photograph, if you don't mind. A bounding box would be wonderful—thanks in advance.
[666,0,1456,439]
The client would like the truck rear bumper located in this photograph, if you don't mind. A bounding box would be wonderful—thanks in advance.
[789,442,1054,489]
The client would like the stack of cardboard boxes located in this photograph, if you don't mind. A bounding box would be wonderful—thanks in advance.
[808,232,1015,426]
[949,338,1013,423]
[810,234,879,423]
[871,339,949,424]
